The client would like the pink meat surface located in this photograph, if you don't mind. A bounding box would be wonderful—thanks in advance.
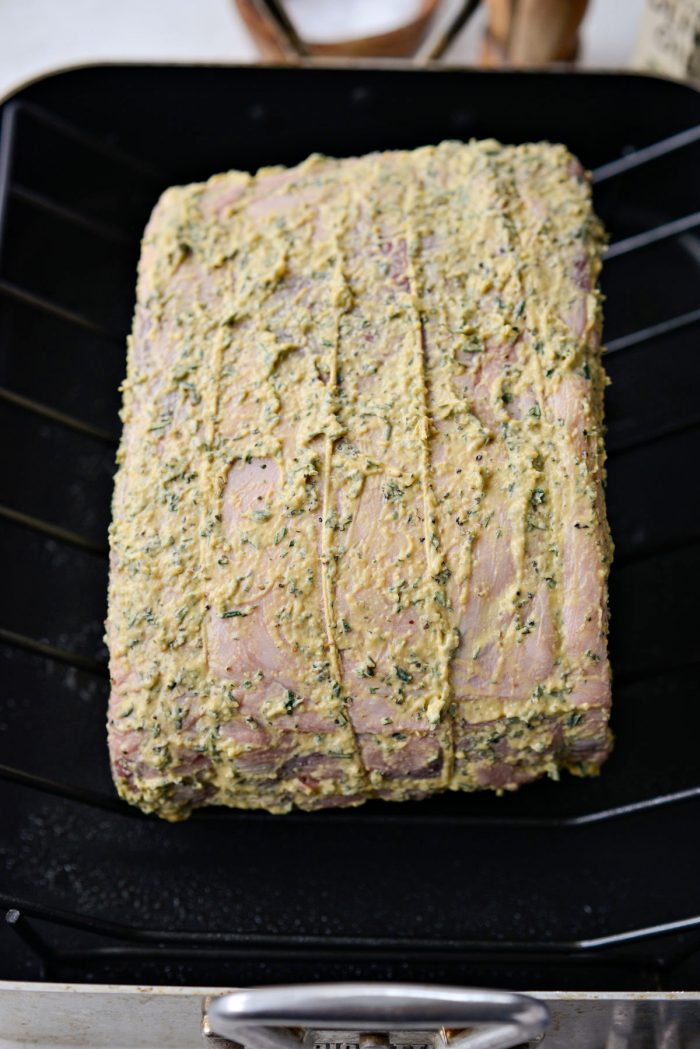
[107,141,612,819]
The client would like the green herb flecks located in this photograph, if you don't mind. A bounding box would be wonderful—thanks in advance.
[285,690,300,714]
[383,479,404,501]
[567,711,585,728]
[359,655,376,679]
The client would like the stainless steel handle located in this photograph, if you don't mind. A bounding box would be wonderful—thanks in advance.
[205,983,549,1049]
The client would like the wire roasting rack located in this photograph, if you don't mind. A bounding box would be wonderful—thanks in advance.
[0,66,699,989]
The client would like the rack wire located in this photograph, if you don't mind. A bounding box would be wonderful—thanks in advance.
[1,95,700,982]
[4,893,700,982]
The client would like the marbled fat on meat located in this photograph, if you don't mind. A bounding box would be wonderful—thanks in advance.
[107,141,612,819]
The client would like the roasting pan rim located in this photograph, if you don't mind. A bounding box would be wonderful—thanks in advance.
[2,57,700,994]
[1,58,699,114]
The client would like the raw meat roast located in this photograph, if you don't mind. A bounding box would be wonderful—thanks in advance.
[107,140,612,820]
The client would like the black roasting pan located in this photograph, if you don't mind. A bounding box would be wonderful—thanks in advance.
[0,63,699,991]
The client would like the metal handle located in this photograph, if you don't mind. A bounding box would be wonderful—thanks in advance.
[205,983,549,1049]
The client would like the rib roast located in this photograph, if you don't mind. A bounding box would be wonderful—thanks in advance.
[107,140,612,819]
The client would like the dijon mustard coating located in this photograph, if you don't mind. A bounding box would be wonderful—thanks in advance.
[107,140,612,820]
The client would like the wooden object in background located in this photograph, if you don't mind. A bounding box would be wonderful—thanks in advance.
[482,0,590,66]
